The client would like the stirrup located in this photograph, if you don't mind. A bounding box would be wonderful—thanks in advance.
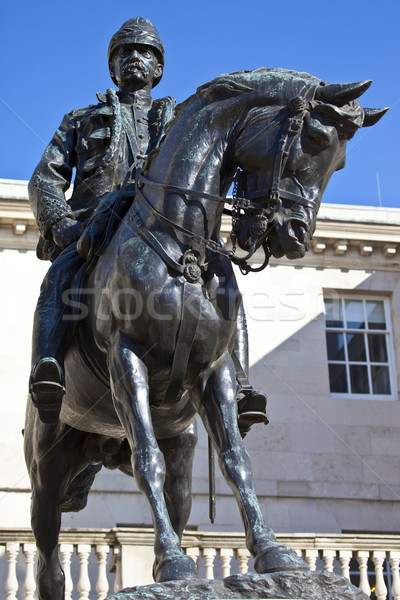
[237,387,269,438]
[29,358,65,424]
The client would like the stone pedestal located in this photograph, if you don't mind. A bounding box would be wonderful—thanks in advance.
[107,571,369,599]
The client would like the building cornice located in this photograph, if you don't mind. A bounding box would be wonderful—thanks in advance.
[0,179,398,266]
[220,206,399,268]
[0,180,38,250]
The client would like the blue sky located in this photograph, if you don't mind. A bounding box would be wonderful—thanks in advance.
[1,0,399,207]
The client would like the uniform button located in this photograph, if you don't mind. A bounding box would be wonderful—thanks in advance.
[138,133,144,139]
[136,105,142,110]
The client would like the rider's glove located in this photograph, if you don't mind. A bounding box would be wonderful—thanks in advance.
[51,218,84,250]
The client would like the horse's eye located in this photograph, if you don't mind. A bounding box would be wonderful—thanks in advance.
[306,122,330,148]
[308,132,328,146]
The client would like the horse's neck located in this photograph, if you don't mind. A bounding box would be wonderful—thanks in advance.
[133,104,234,259]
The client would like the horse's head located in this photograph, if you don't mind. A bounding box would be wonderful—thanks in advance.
[232,74,388,260]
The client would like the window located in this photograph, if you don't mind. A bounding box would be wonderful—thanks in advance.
[323,295,397,399]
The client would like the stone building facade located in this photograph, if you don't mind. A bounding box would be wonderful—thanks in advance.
[1,178,399,536]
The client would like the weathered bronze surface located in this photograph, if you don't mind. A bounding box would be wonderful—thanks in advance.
[24,18,387,600]
[107,571,369,599]
[28,17,174,426]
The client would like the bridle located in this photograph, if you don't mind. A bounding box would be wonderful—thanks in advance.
[131,87,319,280]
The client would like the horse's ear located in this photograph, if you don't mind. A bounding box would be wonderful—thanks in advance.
[315,80,371,105]
[362,107,390,127]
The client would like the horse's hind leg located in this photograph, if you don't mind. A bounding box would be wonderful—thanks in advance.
[25,410,88,600]
[193,352,307,574]
[107,331,197,582]
[158,421,197,541]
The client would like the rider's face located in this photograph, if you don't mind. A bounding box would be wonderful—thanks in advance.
[111,44,163,92]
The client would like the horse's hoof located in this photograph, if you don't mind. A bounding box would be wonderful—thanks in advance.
[254,542,309,573]
[153,553,198,582]
[37,567,65,600]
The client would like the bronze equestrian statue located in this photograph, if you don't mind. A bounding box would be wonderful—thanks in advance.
[25,20,387,600]
[28,17,268,436]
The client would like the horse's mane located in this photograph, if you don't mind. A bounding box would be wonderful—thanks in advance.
[145,68,364,171]
[172,68,322,125]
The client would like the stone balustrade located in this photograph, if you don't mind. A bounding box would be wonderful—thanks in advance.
[0,528,399,599]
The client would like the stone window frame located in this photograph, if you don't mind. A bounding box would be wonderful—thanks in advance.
[323,293,398,400]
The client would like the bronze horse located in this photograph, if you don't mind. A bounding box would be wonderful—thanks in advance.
[24,68,386,599]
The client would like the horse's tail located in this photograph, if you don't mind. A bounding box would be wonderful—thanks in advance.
[61,464,102,513]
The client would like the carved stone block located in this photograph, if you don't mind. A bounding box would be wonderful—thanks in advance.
[107,570,368,599]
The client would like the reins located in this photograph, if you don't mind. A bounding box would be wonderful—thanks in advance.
[133,177,270,277]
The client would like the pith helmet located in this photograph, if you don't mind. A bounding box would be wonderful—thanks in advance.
[108,17,164,87]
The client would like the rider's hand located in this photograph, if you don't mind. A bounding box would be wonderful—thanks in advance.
[51,218,83,250]
[76,221,106,261]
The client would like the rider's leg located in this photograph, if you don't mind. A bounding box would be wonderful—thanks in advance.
[107,331,197,582]
[158,421,197,541]
[233,299,268,437]
[30,243,86,423]
[193,351,307,573]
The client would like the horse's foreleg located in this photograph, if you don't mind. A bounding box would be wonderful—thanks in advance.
[107,331,197,582]
[193,352,307,573]
[158,422,197,541]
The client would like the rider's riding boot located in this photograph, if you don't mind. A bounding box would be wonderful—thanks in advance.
[29,357,65,425]
[29,246,86,424]
[234,305,269,438]
[30,296,72,424]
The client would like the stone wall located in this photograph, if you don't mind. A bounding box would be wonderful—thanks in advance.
[1,179,399,535]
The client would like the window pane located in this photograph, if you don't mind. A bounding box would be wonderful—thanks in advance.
[368,334,388,363]
[345,300,365,329]
[324,295,393,398]
[329,364,348,393]
[326,333,345,361]
[350,365,369,394]
[324,298,344,328]
[366,300,386,330]
[346,333,366,362]
[371,365,391,395]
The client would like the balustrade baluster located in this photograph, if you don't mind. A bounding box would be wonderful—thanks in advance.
[1,529,400,597]
[322,549,336,572]
[111,546,122,593]
[236,548,250,574]
[60,543,74,600]
[338,550,353,580]
[186,546,200,576]
[23,543,37,600]
[77,543,92,599]
[304,548,319,571]
[372,551,388,600]
[95,544,110,600]
[0,545,4,597]
[202,547,216,579]
[356,550,371,596]
[389,551,400,600]
[219,548,234,578]
[5,542,19,600]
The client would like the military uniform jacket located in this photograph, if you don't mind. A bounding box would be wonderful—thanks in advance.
[29,88,175,259]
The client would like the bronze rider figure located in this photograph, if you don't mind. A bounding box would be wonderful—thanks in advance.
[28,17,268,434]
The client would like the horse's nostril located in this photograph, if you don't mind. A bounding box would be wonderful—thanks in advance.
[297,225,308,243]
[287,219,308,244]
